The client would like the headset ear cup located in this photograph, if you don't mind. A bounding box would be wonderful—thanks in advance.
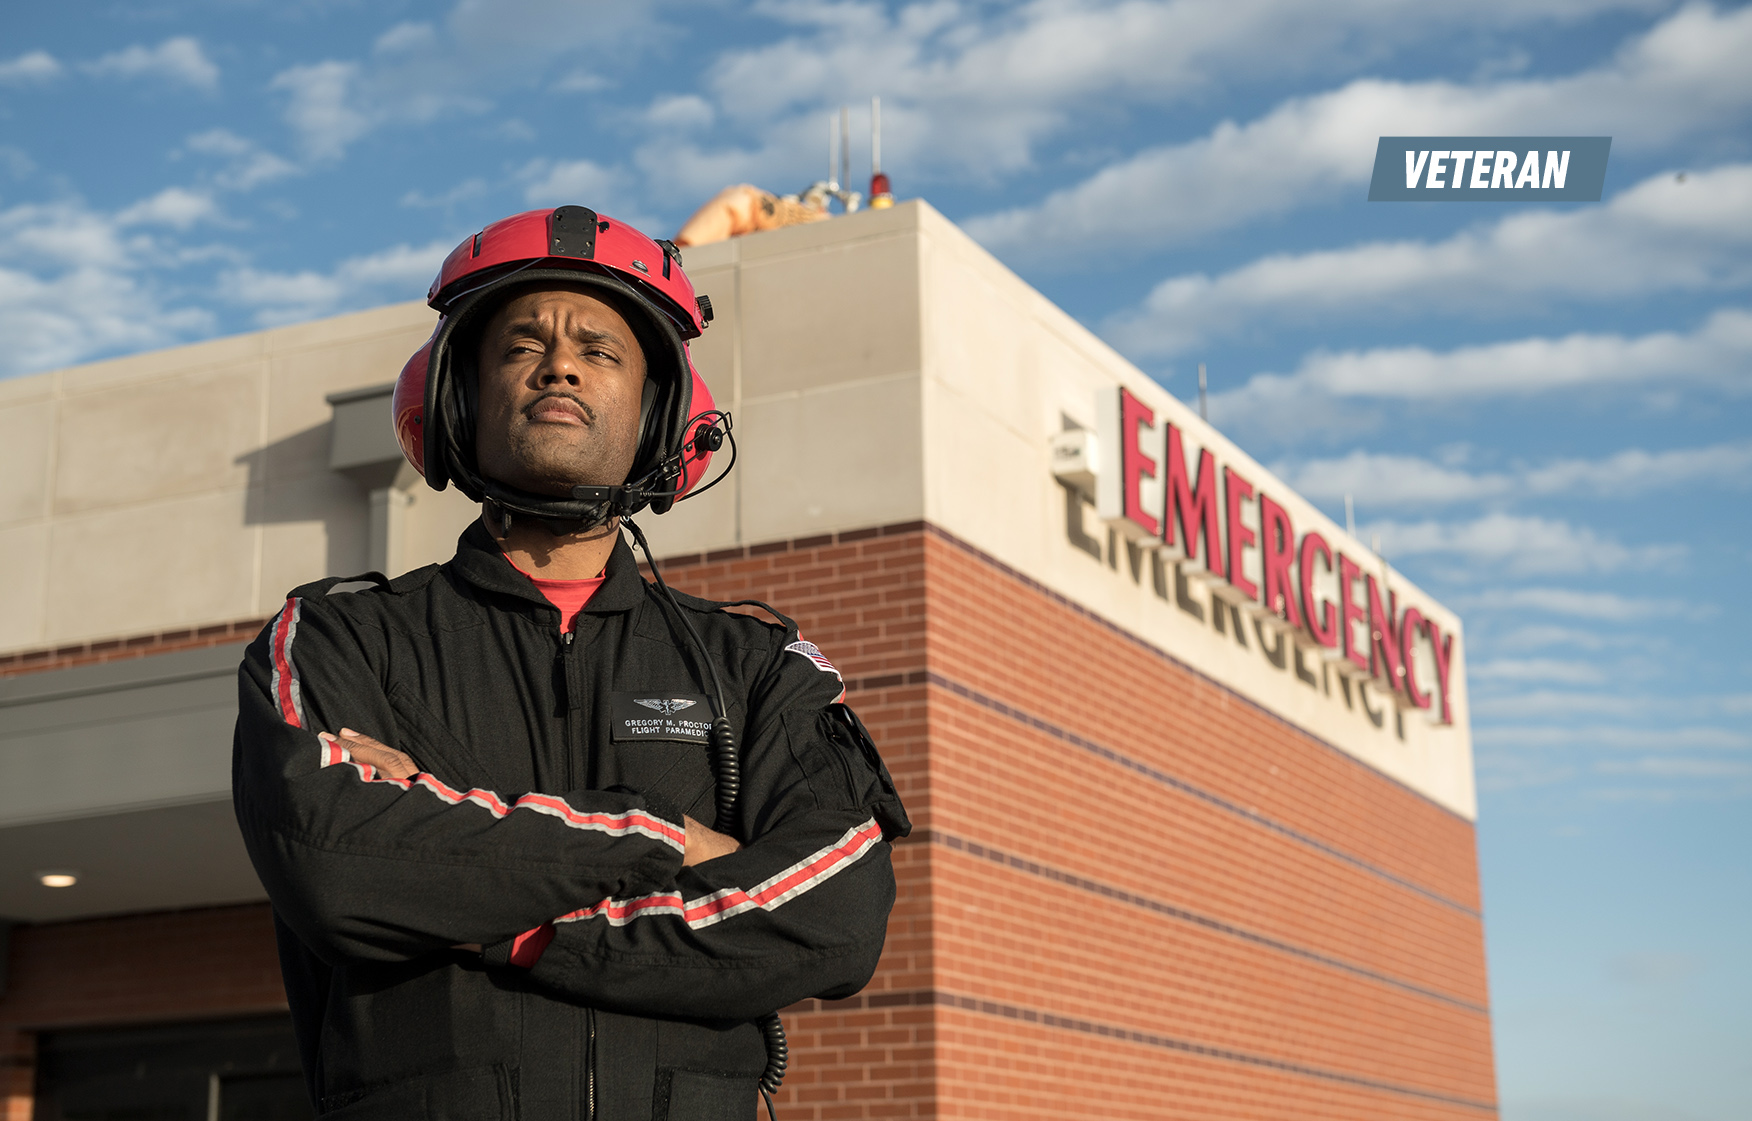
[422,330,451,492]
[645,361,683,515]
[635,377,660,472]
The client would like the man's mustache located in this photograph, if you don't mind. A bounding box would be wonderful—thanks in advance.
[523,391,596,423]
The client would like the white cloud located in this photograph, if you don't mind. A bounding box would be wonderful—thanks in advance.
[1490,624,1629,651]
[271,62,370,161]
[1291,308,1752,397]
[220,240,450,327]
[520,158,623,206]
[1368,512,1683,575]
[967,3,1752,262]
[553,70,610,93]
[183,129,298,191]
[401,179,489,209]
[0,199,215,376]
[1207,307,1752,443]
[374,22,439,55]
[0,50,62,85]
[1453,587,1697,621]
[646,94,715,131]
[1524,442,1752,495]
[1108,164,1752,356]
[1469,658,1607,685]
[707,0,1669,181]
[1474,713,1752,796]
[85,37,219,91]
[516,160,662,230]
[116,187,220,230]
[1478,722,1752,751]
[1277,440,1752,509]
[1597,756,1752,778]
[264,0,661,161]
[1278,451,1511,506]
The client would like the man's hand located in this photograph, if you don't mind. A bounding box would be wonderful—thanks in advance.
[321,728,419,780]
[683,816,742,866]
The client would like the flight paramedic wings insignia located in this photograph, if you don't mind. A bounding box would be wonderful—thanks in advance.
[635,697,697,716]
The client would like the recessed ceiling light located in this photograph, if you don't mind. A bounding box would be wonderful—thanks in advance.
[38,872,77,888]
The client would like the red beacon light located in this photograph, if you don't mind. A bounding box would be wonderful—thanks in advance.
[870,96,893,209]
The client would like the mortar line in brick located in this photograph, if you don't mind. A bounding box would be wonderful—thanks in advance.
[922,523,1475,826]
[917,827,1488,1013]
[1,618,269,679]
[784,988,1497,1113]
[927,670,1482,918]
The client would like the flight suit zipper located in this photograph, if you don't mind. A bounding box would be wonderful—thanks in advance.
[560,628,577,789]
[560,626,597,1120]
[586,1007,597,1121]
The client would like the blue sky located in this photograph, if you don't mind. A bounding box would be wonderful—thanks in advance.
[3,2,1748,1116]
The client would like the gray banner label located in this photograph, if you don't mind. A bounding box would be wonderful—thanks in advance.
[1368,137,1611,201]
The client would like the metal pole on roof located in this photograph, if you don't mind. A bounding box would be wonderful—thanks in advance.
[828,112,839,192]
[840,104,851,197]
[1198,363,1208,420]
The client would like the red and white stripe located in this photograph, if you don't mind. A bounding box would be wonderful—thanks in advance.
[550,817,883,930]
[325,750,686,850]
[274,597,684,852]
[270,598,307,730]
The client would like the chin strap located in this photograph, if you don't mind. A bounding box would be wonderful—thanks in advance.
[480,411,734,538]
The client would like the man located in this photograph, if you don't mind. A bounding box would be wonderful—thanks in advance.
[232,205,909,1121]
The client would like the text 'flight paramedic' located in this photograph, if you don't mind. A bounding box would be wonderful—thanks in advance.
[231,204,911,1121]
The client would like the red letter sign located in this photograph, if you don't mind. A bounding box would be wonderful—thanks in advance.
[1426,617,1455,725]
[1399,607,1431,711]
[1366,575,1404,694]
[1338,554,1369,673]
[1224,467,1259,600]
[1121,389,1158,537]
[1299,531,1336,647]
[1164,423,1224,575]
[1259,495,1301,628]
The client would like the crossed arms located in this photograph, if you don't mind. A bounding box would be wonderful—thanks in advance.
[232,594,902,1021]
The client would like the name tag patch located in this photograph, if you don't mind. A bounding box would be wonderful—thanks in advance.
[611,693,712,743]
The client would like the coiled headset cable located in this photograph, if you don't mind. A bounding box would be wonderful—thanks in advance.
[621,516,789,1121]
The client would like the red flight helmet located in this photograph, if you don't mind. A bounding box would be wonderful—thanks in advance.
[393,205,724,527]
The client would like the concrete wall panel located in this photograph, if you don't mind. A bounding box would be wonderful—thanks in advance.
[53,363,262,516]
[0,523,50,651]
[0,397,54,528]
[45,490,259,645]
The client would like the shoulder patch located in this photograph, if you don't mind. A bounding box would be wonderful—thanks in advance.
[785,639,842,680]
[287,571,386,600]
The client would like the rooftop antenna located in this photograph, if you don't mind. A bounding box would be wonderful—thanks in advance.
[827,111,840,193]
[839,105,851,199]
[870,96,892,208]
[1345,493,1356,538]
[1197,363,1208,421]
[823,105,860,212]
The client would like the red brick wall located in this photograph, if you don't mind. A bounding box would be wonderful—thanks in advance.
[1,519,1495,1119]
[0,618,268,679]
[658,523,1496,1119]
[649,522,936,1119]
[0,905,287,1034]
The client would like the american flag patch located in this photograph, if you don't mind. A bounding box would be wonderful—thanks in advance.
[785,639,841,680]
